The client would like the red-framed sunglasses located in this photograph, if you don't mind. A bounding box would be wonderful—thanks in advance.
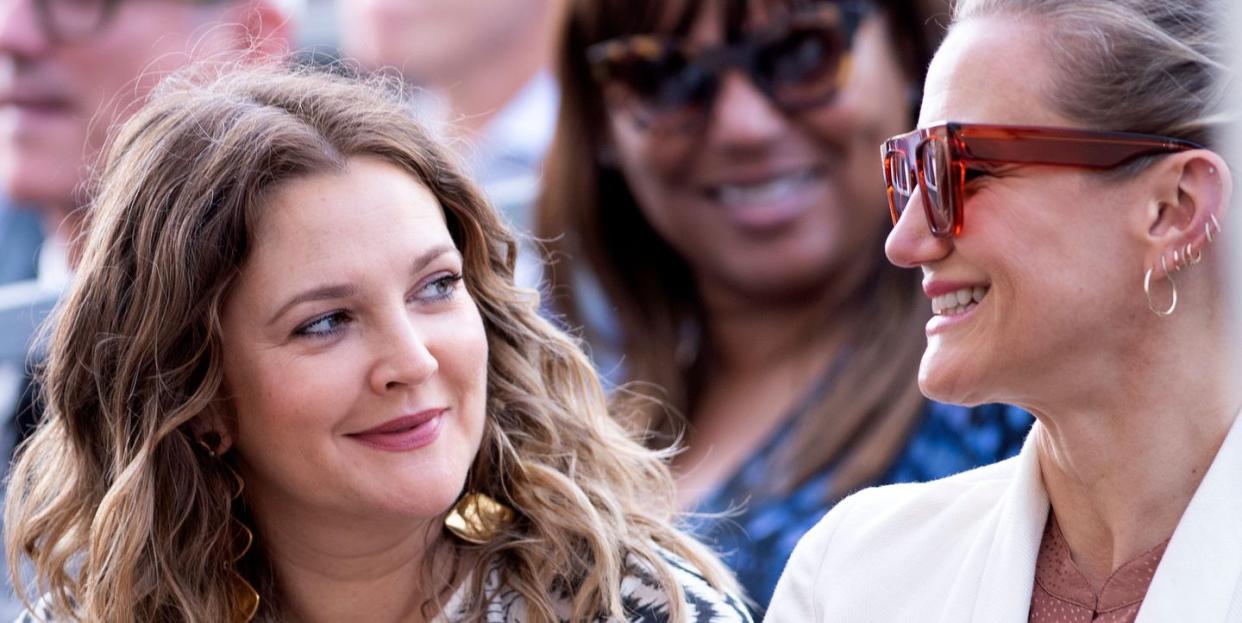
[586,1,872,133]
[882,122,1204,238]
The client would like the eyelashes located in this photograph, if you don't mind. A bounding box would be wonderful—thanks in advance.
[292,272,465,340]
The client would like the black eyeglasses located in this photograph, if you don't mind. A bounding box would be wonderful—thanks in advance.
[586,1,872,133]
[30,0,225,43]
[30,0,121,42]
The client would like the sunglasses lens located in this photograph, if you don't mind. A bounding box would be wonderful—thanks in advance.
[759,22,847,108]
[883,148,912,224]
[598,44,714,130]
[921,138,955,234]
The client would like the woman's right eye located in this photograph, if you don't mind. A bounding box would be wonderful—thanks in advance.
[294,311,351,339]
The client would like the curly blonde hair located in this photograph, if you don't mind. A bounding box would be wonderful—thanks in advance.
[5,64,737,622]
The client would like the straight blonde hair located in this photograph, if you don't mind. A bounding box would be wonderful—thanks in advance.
[952,0,1229,148]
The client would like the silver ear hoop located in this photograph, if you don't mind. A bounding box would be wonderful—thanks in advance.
[1144,265,1178,317]
[1185,242,1202,265]
[1206,214,1223,244]
[1172,248,1183,270]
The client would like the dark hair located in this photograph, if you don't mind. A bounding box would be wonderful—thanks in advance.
[536,0,946,498]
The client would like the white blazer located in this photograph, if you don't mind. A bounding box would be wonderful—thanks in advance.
[765,413,1242,622]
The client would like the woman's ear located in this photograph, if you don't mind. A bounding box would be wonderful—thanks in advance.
[1141,149,1231,278]
[190,404,236,457]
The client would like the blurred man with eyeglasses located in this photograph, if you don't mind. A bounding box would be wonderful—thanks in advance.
[0,0,295,614]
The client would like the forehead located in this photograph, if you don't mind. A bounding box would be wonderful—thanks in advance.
[250,158,451,272]
[918,15,1078,128]
[597,0,827,41]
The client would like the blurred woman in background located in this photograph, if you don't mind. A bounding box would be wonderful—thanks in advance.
[5,66,749,623]
[538,0,1031,614]
[770,1,1239,620]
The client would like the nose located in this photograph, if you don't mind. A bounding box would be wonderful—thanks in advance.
[0,0,51,57]
[885,190,952,268]
[368,311,439,394]
[703,71,788,148]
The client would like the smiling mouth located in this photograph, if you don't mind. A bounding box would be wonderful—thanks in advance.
[705,167,823,206]
[932,286,989,316]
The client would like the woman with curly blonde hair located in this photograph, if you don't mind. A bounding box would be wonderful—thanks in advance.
[4,64,749,623]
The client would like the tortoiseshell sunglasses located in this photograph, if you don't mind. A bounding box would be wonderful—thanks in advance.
[882,122,1204,238]
[587,1,872,133]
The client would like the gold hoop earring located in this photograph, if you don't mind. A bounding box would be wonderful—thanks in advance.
[445,492,515,544]
[223,468,260,622]
[197,431,223,458]
[1144,260,1178,317]
[199,436,261,622]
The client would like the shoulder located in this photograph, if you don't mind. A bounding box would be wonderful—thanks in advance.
[811,456,1018,562]
[15,596,59,623]
[618,549,753,623]
[448,549,752,623]
[766,457,1021,621]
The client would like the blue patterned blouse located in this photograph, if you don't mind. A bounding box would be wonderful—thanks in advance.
[687,400,1033,620]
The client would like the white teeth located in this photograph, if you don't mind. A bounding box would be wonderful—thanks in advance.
[931,286,989,315]
[715,170,816,206]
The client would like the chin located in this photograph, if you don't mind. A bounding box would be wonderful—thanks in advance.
[917,351,995,408]
[378,463,473,519]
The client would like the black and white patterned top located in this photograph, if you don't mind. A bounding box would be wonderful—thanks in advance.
[438,550,752,622]
[16,551,752,623]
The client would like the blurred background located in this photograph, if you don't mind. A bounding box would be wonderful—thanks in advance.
[0,1,1236,620]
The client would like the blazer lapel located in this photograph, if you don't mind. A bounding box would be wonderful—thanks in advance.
[1138,411,1242,621]
[965,423,1049,622]
[930,425,1049,622]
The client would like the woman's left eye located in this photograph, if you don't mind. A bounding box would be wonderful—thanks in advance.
[417,273,464,302]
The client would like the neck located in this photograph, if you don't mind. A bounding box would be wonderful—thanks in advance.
[250,504,455,623]
[698,279,850,377]
[1029,309,1242,587]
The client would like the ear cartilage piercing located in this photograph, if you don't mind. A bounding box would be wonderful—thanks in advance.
[1206,214,1222,244]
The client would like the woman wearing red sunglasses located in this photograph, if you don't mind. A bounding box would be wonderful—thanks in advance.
[770,0,1237,621]
[537,0,1032,616]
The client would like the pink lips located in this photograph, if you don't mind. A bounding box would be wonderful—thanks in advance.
[922,279,989,336]
[346,408,446,452]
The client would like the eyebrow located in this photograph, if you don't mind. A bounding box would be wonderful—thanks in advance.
[265,243,461,328]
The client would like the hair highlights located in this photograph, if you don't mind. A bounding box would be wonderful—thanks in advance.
[5,64,735,622]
